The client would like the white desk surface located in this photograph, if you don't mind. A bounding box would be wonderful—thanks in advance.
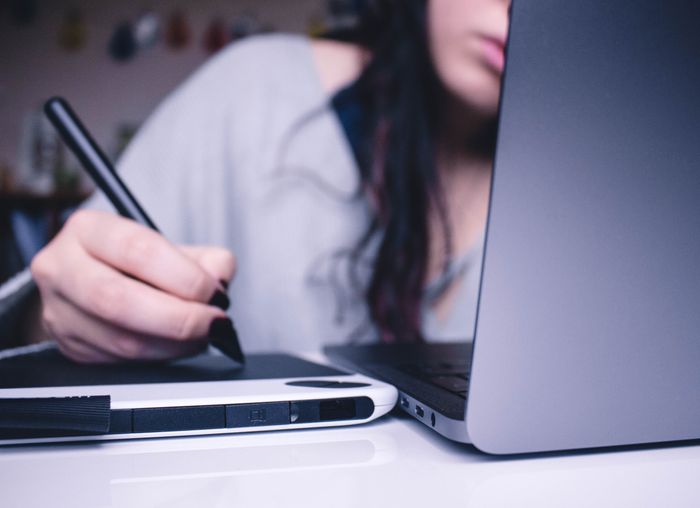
[2,409,699,508]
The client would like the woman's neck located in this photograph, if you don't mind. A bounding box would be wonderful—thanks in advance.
[427,92,495,277]
[426,97,496,317]
[437,90,497,166]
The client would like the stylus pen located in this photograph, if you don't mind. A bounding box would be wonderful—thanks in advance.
[44,96,245,365]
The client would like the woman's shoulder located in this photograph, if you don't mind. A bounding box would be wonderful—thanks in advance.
[217,33,313,72]
[134,34,365,152]
[217,34,365,88]
[199,34,313,93]
[137,34,323,150]
[309,38,367,95]
[180,34,365,102]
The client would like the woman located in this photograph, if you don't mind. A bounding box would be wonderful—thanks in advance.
[9,0,510,362]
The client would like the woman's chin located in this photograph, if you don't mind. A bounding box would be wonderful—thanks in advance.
[443,71,502,120]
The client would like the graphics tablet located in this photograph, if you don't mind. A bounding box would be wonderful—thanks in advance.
[0,344,397,445]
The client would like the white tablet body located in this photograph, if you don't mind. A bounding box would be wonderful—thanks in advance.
[0,347,398,445]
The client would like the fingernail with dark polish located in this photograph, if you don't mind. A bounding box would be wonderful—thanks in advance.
[208,289,230,311]
[208,317,245,364]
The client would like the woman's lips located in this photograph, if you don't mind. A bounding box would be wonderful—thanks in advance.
[479,35,506,73]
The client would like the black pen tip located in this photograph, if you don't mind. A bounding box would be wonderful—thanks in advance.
[208,317,245,364]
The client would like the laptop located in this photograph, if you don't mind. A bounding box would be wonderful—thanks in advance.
[0,344,397,445]
[326,0,700,454]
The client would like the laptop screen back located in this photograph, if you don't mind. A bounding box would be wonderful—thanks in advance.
[467,0,700,453]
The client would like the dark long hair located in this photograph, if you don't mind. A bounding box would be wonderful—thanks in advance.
[333,0,450,343]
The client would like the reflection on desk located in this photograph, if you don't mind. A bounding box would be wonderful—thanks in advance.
[2,412,699,508]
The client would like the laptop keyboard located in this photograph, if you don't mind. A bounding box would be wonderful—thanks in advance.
[398,361,470,399]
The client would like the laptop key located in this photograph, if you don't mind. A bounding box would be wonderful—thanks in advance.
[428,375,469,394]
[400,363,469,377]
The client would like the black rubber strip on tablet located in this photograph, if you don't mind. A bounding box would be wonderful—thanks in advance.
[0,395,111,434]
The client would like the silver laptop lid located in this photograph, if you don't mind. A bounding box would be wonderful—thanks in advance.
[467,0,700,454]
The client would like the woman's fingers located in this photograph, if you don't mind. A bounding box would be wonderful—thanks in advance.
[35,238,226,341]
[65,209,224,305]
[179,245,236,287]
[56,334,123,364]
[46,294,208,363]
[30,208,238,363]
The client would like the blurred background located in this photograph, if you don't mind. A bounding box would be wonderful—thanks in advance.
[0,0,360,283]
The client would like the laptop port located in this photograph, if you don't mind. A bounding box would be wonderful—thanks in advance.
[415,405,424,418]
[431,412,436,427]
[400,396,409,408]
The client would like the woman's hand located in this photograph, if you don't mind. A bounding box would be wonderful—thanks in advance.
[30,209,236,363]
